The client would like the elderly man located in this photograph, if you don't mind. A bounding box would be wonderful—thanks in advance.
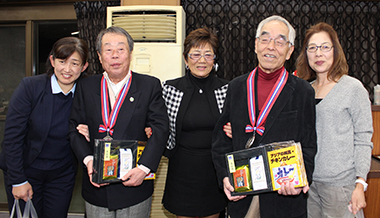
[68,26,169,218]
[211,15,317,218]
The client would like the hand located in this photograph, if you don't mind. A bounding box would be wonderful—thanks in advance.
[86,160,109,188]
[349,180,367,215]
[144,127,152,139]
[223,177,246,201]
[12,182,33,202]
[223,122,232,138]
[77,124,90,142]
[121,167,147,187]
[277,181,308,195]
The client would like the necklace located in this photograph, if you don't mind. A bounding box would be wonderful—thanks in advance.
[314,80,331,97]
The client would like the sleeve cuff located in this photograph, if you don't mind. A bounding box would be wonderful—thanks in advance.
[12,181,28,187]
[138,164,151,174]
[83,155,94,166]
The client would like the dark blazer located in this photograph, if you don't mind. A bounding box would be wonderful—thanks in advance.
[68,72,169,210]
[163,72,228,157]
[0,74,59,185]
[211,70,317,218]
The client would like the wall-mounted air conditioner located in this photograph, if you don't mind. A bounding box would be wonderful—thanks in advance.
[107,5,185,83]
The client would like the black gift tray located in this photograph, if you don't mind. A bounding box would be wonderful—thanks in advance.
[92,139,145,184]
[226,145,272,196]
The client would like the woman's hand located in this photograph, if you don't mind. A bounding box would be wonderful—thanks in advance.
[77,124,90,142]
[12,182,33,202]
[349,179,367,215]
[145,127,152,139]
[223,122,232,138]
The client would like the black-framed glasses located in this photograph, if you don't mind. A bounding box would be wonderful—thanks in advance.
[306,43,334,53]
[257,35,290,47]
[188,53,216,61]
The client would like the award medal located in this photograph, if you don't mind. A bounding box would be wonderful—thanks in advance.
[99,74,132,140]
[245,67,288,148]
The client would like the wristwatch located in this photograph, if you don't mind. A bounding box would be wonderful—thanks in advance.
[355,179,368,191]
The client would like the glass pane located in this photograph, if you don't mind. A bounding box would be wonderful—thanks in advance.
[34,20,78,75]
[0,26,26,118]
[0,25,25,204]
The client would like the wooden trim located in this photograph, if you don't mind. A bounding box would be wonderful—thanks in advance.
[26,20,33,77]
[372,110,380,155]
[372,105,380,112]
[0,203,8,211]
[364,176,380,217]
[0,0,111,6]
[121,0,180,6]
[0,4,76,21]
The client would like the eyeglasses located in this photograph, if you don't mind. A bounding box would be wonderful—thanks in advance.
[306,43,334,53]
[257,35,291,47]
[188,53,216,61]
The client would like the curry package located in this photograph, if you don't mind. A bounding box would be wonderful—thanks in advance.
[92,139,155,184]
[225,141,308,196]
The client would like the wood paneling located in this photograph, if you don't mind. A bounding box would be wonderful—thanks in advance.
[364,177,380,218]
[121,0,180,6]
[0,4,76,21]
[372,106,380,155]
[364,158,380,218]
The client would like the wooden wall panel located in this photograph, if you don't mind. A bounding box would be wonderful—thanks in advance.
[372,106,380,155]
[121,0,180,6]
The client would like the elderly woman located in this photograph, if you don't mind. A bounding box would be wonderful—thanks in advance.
[161,27,228,218]
[0,37,88,217]
[296,22,373,217]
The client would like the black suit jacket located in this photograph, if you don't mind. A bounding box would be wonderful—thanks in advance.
[212,70,317,218]
[68,72,169,210]
[0,74,65,185]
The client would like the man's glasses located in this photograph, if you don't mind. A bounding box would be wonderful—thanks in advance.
[188,53,216,61]
[306,43,334,53]
[257,35,290,47]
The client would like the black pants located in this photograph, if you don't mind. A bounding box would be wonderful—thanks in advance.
[4,162,76,218]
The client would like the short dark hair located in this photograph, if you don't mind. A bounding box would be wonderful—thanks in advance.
[45,37,88,77]
[296,22,348,81]
[183,27,218,61]
[96,26,134,54]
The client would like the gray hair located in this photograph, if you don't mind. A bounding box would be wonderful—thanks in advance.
[255,15,296,46]
[96,26,134,54]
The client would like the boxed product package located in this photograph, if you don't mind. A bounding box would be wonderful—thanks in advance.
[92,139,155,183]
[225,141,308,196]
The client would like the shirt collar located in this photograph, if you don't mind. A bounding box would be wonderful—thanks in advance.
[103,70,131,93]
[51,74,76,97]
[103,70,131,86]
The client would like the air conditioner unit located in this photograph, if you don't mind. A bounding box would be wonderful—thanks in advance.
[107,5,186,83]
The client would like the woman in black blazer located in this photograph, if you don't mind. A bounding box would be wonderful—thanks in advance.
[161,27,228,218]
[0,37,88,218]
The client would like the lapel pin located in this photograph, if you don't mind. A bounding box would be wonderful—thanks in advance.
[129,97,134,102]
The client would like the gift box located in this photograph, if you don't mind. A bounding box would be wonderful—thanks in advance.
[225,141,308,196]
[92,139,155,183]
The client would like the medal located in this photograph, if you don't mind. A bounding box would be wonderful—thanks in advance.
[99,73,132,139]
[245,131,256,148]
[103,131,113,140]
[245,67,288,147]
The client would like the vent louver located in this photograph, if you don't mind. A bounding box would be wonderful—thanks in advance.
[111,10,177,43]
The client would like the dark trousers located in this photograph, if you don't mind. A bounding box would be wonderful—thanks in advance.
[4,162,76,218]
